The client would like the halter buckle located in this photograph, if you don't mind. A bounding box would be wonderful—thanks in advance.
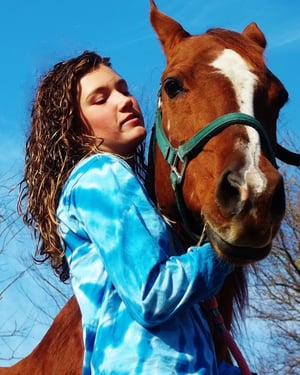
[171,152,187,184]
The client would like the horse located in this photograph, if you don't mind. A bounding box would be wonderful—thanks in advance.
[1,1,299,373]
[147,0,287,363]
[0,297,83,374]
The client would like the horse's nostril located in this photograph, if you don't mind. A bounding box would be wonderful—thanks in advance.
[217,169,286,220]
[217,171,244,216]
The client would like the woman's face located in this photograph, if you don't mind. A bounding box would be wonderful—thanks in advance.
[78,64,146,156]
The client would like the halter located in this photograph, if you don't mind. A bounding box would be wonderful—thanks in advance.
[154,100,277,241]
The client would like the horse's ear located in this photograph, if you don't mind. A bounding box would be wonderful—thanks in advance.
[150,0,190,55]
[242,22,267,49]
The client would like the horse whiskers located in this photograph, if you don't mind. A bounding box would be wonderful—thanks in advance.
[162,214,177,225]
[162,212,208,247]
[197,222,208,246]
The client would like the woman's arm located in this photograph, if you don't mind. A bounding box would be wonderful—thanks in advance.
[64,155,233,327]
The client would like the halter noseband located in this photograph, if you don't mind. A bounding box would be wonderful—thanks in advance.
[155,107,277,182]
[154,101,277,242]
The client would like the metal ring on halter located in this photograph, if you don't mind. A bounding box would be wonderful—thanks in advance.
[170,152,188,184]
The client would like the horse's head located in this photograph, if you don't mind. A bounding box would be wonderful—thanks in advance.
[150,1,287,265]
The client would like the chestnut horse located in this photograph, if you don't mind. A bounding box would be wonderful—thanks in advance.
[1,1,299,374]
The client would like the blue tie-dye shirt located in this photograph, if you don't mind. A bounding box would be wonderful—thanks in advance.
[57,153,242,375]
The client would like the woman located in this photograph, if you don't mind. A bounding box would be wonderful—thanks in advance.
[19,50,242,374]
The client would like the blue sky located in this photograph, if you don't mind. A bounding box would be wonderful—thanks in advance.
[1,0,300,368]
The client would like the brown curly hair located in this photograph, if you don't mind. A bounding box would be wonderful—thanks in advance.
[18,50,147,282]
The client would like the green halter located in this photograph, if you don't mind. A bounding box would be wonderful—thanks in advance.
[154,103,277,242]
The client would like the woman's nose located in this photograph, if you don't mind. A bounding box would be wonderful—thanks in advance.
[115,91,133,109]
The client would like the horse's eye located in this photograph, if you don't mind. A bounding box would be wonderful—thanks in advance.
[163,78,184,99]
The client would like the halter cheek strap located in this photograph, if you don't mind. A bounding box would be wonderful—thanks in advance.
[154,104,278,241]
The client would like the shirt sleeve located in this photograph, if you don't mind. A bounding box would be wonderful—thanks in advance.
[218,361,243,374]
[62,155,234,328]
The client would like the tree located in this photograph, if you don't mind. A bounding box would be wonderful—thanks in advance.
[0,179,71,364]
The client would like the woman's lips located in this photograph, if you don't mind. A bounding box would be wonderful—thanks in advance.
[121,113,140,127]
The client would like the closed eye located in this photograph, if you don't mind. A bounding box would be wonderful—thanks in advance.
[93,95,106,105]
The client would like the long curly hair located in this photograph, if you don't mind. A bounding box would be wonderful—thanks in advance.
[18,50,147,282]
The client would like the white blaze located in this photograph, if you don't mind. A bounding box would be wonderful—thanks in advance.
[210,49,266,194]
